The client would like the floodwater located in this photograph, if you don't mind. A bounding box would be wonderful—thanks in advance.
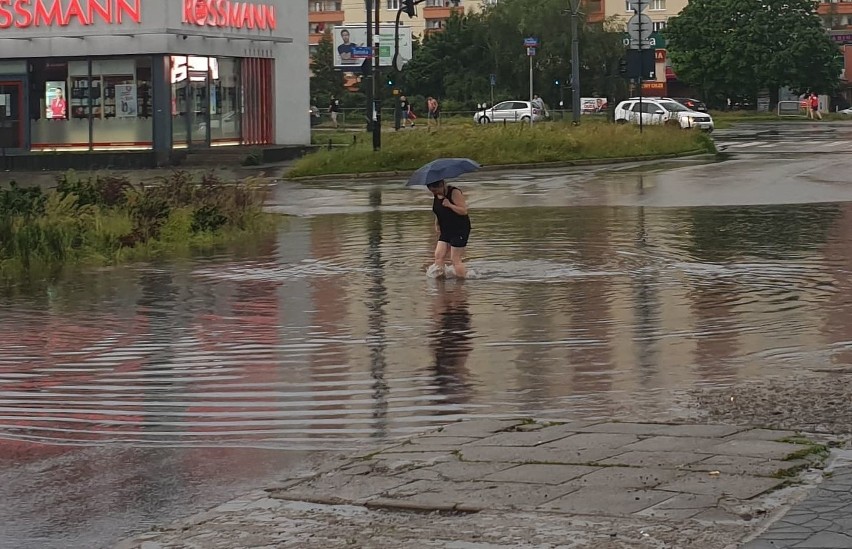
[4,163,852,547]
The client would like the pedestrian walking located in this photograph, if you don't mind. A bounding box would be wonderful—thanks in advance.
[400,95,414,128]
[427,179,470,279]
[810,93,822,121]
[328,95,341,128]
[427,96,440,127]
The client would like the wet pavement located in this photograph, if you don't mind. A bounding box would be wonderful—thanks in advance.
[3,121,852,547]
[116,418,830,549]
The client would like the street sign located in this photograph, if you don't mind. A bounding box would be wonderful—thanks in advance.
[351,46,373,59]
[523,37,539,47]
[628,0,649,12]
[527,47,536,56]
[489,73,496,86]
[626,37,653,50]
[627,14,653,40]
[625,49,656,80]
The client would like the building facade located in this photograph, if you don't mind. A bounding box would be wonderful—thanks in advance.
[0,0,309,165]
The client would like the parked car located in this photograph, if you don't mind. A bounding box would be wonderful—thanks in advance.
[838,107,852,116]
[473,100,544,124]
[672,97,708,112]
[614,98,714,131]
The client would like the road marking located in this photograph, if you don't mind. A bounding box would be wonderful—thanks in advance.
[826,141,847,147]
[731,141,760,148]
[757,143,778,148]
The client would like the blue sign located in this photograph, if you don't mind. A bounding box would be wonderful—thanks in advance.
[489,73,496,86]
[523,37,539,47]
[351,46,373,59]
[527,47,536,56]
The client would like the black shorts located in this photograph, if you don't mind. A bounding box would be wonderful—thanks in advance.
[439,232,469,248]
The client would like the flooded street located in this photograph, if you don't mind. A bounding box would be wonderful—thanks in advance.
[4,134,852,547]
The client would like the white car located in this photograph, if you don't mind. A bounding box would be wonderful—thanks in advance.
[474,100,544,124]
[614,98,714,131]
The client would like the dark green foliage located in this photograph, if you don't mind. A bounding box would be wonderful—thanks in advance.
[310,30,345,108]
[666,0,843,106]
[0,182,46,218]
[56,171,133,207]
[191,205,228,233]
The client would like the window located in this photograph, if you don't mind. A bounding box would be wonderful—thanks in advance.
[625,0,631,10]
[386,0,399,9]
[426,19,443,28]
[426,0,443,5]
[651,0,665,9]
[653,21,666,31]
[30,57,153,151]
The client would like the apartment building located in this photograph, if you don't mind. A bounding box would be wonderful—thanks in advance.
[308,0,609,55]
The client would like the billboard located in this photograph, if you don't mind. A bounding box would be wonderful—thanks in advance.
[333,25,413,69]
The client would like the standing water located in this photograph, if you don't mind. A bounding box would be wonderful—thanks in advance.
[2,177,852,547]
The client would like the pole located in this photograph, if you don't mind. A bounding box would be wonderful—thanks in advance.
[373,0,381,150]
[637,9,643,134]
[490,81,494,108]
[570,0,581,125]
[365,0,373,136]
[529,55,534,125]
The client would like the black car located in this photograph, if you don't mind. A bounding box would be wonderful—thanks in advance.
[672,97,708,112]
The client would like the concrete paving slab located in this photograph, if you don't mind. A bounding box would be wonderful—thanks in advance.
[481,463,598,485]
[270,473,412,504]
[539,432,640,451]
[543,487,673,516]
[598,451,707,468]
[619,435,720,453]
[574,422,671,436]
[635,493,720,521]
[397,461,515,482]
[702,440,805,459]
[656,472,784,500]
[466,430,575,447]
[570,466,683,489]
[685,455,808,477]
[651,424,746,438]
[725,429,800,442]
[459,444,624,464]
[791,531,852,548]
[431,419,523,438]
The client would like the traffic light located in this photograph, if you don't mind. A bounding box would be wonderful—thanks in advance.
[402,0,416,16]
[554,79,560,86]
[387,76,394,87]
[618,57,627,75]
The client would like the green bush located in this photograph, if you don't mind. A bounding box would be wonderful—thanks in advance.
[0,171,276,280]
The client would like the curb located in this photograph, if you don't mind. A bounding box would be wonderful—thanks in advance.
[284,149,715,182]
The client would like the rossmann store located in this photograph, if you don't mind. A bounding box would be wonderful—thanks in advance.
[0,0,309,169]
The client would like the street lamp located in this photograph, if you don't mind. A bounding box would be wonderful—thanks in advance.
[568,0,581,125]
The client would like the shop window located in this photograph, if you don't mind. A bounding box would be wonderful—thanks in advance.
[30,58,153,151]
[170,55,213,147]
[211,58,241,145]
[30,60,89,150]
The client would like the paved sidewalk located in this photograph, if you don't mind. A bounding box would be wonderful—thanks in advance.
[118,419,832,548]
[744,466,852,548]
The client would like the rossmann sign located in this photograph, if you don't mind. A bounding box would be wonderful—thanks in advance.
[0,0,141,28]
[182,0,276,31]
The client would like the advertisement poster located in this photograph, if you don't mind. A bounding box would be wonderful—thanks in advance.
[45,82,67,120]
[333,25,413,69]
[116,84,138,118]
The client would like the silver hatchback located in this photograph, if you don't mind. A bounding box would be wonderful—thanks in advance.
[474,100,544,124]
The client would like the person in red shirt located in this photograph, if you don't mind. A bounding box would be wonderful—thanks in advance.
[48,88,66,119]
[810,93,822,121]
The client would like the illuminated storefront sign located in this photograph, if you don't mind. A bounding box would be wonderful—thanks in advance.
[0,0,141,28]
[182,0,276,31]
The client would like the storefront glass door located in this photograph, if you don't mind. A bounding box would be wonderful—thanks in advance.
[0,81,24,150]
[170,56,211,148]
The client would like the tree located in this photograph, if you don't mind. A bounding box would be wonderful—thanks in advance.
[398,0,626,109]
[666,0,843,106]
[310,31,344,107]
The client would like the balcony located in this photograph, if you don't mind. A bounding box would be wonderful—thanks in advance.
[819,0,852,16]
[422,0,463,20]
[584,0,604,23]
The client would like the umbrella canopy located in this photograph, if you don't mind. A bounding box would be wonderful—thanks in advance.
[406,158,481,187]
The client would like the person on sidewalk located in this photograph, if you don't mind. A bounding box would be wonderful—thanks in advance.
[427,96,440,128]
[328,95,341,128]
[400,95,414,128]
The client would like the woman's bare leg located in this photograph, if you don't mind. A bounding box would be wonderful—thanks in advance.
[434,241,450,275]
[450,246,467,279]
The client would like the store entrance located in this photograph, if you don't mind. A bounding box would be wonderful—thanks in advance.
[170,56,211,149]
[0,81,24,150]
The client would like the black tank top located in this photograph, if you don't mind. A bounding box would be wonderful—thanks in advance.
[432,185,471,235]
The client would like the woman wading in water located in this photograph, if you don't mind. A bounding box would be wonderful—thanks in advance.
[427,179,471,278]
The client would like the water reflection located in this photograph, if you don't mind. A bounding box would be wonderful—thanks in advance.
[3,199,852,547]
[429,280,473,408]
